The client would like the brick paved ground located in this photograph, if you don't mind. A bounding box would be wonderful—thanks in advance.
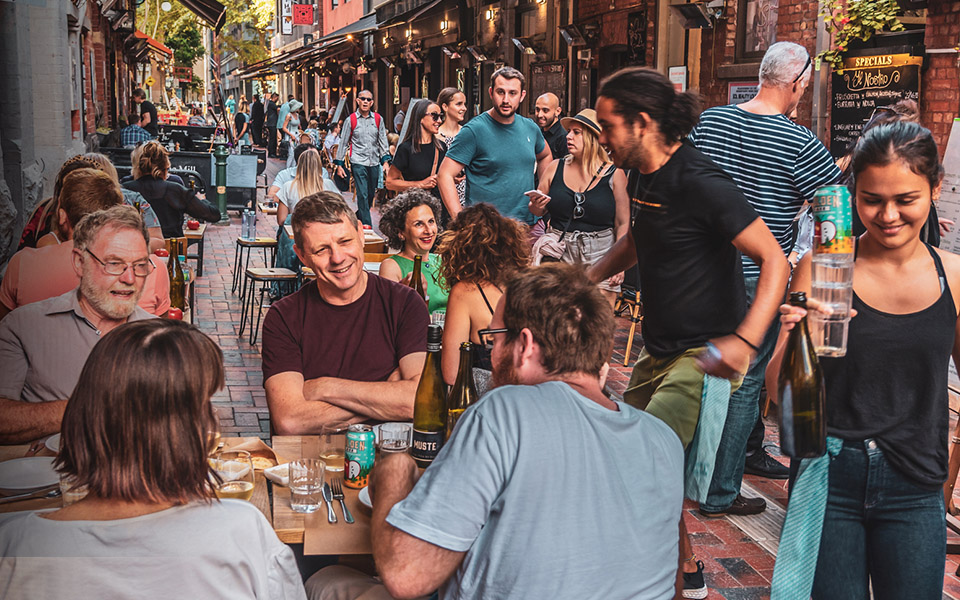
[197,157,960,599]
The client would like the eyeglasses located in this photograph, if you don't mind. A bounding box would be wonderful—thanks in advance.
[477,327,515,350]
[426,112,445,123]
[791,54,812,84]
[358,97,373,102]
[573,192,585,219]
[868,106,898,121]
[85,249,155,277]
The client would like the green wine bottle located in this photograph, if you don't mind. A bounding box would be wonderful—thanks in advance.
[409,254,426,303]
[411,324,447,468]
[446,342,479,441]
[167,238,186,311]
[777,291,827,458]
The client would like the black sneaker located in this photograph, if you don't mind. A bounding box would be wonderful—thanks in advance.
[699,493,767,518]
[682,560,708,599]
[744,448,790,479]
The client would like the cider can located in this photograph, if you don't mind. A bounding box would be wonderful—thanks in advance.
[344,424,375,488]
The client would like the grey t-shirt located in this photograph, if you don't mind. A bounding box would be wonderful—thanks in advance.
[0,500,306,599]
[0,289,154,403]
[387,381,684,600]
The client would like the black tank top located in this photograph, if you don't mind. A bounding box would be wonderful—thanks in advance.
[821,243,956,489]
[546,161,617,233]
[471,283,495,371]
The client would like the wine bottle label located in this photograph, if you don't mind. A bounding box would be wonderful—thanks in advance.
[411,429,443,464]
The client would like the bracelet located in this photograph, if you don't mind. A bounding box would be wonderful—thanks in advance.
[733,332,760,353]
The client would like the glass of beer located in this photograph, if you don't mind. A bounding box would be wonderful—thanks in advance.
[320,422,350,472]
[212,449,255,501]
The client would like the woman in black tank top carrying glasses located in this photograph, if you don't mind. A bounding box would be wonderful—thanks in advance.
[766,121,960,599]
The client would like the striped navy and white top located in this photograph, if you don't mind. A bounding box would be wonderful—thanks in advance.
[689,105,841,277]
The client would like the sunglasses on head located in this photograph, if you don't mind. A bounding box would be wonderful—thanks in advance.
[792,54,812,84]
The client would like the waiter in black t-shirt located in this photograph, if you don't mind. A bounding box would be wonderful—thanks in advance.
[587,67,789,600]
[534,93,567,160]
[133,88,159,137]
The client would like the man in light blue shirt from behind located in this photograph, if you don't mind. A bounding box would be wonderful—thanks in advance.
[438,66,553,225]
[306,263,683,600]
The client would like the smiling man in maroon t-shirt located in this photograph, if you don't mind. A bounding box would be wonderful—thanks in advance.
[262,192,429,434]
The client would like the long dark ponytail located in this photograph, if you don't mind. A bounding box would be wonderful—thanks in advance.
[597,67,702,143]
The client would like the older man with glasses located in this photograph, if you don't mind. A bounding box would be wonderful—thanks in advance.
[334,90,391,227]
[0,205,156,445]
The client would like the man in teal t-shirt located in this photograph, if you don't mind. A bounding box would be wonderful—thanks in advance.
[438,66,553,225]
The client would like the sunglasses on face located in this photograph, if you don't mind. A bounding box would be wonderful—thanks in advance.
[358,97,373,102]
[426,112,445,123]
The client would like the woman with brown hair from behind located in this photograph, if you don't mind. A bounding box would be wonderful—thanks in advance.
[435,203,530,388]
[0,319,306,598]
[122,140,220,238]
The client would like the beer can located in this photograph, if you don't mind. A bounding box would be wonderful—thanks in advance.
[812,185,853,255]
[344,424,375,489]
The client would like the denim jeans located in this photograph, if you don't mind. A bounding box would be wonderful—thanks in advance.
[812,440,945,599]
[351,163,380,227]
[700,276,779,512]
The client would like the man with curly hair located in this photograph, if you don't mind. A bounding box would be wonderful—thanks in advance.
[261,192,430,434]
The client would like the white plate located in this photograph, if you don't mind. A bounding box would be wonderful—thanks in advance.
[358,486,372,508]
[0,457,59,492]
[44,434,61,454]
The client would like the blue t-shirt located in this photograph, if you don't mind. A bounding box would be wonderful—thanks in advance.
[387,381,684,600]
[445,112,545,224]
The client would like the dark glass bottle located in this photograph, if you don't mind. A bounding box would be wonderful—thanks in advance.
[411,324,447,468]
[167,238,186,311]
[409,254,426,302]
[777,291,827,458]
[446,342,479,441]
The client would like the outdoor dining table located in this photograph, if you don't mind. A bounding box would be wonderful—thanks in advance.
[0,436,372,556]
[184,223,208,277]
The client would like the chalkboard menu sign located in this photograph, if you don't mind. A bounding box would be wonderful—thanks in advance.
[530,62,567,114]
[829,53,922,156]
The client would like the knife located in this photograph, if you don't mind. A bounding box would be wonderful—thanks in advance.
[0,485,61,505]
[321,482,337,523]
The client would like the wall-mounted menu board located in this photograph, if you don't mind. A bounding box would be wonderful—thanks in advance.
[530,62,567,115]
[829,53,922,156]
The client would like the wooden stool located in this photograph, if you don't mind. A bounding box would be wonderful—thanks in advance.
[298,265,316,289]
[238,267,297,345]
[614,287,643,367]
[232,237,277,294]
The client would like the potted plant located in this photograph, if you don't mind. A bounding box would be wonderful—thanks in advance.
[818,0,904,71]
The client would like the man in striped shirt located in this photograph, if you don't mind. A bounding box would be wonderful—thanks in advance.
[689,41,841,519]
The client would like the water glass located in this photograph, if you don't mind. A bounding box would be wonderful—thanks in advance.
[59,474,88,506]
[290,458,325,513]
[320,422,350,472]
[430,310,446,328]
[379,423,412,455]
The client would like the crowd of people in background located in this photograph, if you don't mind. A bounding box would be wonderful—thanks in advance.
[1,38,958,600]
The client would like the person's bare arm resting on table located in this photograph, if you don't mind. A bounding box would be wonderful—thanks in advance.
[0,398,67,445]
[371,453,466,600]
[265,352,425,434]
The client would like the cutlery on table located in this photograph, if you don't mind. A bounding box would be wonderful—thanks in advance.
[331,478,354,524]
[0,485,61,505]
[321,482,337,524]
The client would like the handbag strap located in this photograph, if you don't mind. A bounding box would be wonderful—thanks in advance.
[430,144,440,176]
[558,162,608,242]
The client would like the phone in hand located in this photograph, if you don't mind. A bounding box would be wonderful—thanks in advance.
[524,190,550,203]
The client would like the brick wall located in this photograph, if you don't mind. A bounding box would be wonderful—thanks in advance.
[923,0,960,154]
[578,0,657,70]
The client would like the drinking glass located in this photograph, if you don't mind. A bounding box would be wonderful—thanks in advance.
[59,474,88,506]
[290,458,325,513]
[430,310,446,328]
[212,450,255,501]
[320,422,350,472]
[379,423,412,455]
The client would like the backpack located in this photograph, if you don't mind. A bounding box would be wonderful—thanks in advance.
[346,111,382,157]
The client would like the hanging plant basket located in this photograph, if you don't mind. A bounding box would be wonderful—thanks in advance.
[817,0,905,71]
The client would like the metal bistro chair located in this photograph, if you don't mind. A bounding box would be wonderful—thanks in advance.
[232,236,277,294]
[238,267,297,345]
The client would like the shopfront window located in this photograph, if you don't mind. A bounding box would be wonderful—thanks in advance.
[737,0,779,60]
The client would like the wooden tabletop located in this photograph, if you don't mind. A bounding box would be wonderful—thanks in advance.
[272,436,372,554]
[184,223,207,239]
[258,202,278,215]
[0,443,61,514]
[0,437,271,525]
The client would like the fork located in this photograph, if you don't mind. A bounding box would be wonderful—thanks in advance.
[331,479,354,524]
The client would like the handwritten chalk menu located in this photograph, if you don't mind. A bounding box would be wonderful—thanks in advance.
[530,62,567,114]
[829,53,922,156]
